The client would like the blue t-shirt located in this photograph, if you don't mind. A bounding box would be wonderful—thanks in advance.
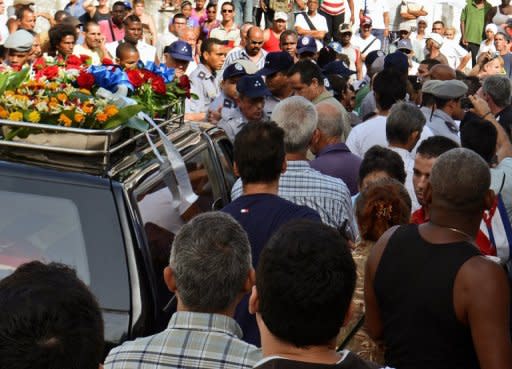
[222,193,321,347]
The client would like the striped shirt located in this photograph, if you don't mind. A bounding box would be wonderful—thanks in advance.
[231,160,356,238]
[223,47,268,71]
[104,312,262,369]
[320,0,345,16]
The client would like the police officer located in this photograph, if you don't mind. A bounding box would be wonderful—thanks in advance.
[322,60,356,79]
[163,40,193,79]
[257,51,294,117]
[218,75,271,141]
[296,36,318,61]
[3,29,34,71]
[427,79,468,145]
[185,38,227,121]
[208,62,248,124]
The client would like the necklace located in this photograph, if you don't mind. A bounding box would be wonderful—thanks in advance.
[444,227,474,240]
[429,222,474,241]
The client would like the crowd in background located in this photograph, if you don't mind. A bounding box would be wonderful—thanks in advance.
[1,0,512,369]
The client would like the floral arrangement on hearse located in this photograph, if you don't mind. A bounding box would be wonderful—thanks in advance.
[0,54,194,141]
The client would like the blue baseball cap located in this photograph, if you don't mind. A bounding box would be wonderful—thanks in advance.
[257,51,294,76]
[164,40,193,62]
[328,41,343,55]
[236,75,271,98]
[297,36,317,54]
[124,0,132,9]
[322,61,356,78]
[223,62,248,80]
[384,51,409,74]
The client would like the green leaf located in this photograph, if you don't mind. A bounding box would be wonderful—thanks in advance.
[103,104,144,129]
[4,68,30,92]
[0,73,9,95]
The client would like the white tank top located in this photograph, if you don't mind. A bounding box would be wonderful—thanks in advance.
[492,6,512,26]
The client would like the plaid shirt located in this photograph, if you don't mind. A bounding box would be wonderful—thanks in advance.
[104,312,262,369]
[231,161,356,238]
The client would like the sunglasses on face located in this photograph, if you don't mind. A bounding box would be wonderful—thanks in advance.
[222,9,233,13]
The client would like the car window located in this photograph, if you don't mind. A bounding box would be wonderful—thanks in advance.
[133,145,226,311]
[0,190,90,283]
[0,173,130,312]
[214,138,236,196]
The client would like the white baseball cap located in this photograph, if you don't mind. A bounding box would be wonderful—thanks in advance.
[274,12,288,21]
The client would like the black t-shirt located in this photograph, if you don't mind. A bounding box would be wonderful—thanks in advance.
[253,352,381,369]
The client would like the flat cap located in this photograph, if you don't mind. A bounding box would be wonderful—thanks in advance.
[4,29,34,52]
[429,80,468,99]
[421,80,442,94]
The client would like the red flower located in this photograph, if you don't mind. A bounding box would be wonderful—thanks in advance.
[41,65,60,80]
[140,69,157,81]
[32,57,46,71]
[79,54,91,65]
[126,69,144,88]
[177,75,191,98]
[102,57,114,65]
[76,70,95,90]
[66,55,82,69]
[151,76,166,95]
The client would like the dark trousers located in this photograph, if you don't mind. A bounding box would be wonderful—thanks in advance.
[466,42,480,66]
[318,9,344,43]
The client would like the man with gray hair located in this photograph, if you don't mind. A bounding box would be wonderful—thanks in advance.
[479,75,512,140]
[365,148,512,369]
[386,101,427,211]
[104,212,261,369]
[310,102,362,195]
[231,96,356,238]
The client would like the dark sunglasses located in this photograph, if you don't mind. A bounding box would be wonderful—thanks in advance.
[222,9,233,13]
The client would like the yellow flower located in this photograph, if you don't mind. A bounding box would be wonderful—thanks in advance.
[4,90,14,97]
[48,82,59,91]
[8,111,23,121]
[58,113,72,127]
[104,105,118,118]
[74,113,85,123]
[27,111,41,123]
[96,112,108,122]
[0,107,9,119]
[57,93,67,102]
[79,89,91,95]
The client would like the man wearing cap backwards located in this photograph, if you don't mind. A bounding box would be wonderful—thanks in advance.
[262,12,288,52]
[257,51,294,117]
[218,75,271,141]
[426,79,467,145]
[210,2,240,48]
[425,32,448,65]
[163,40,194,79]
[352,16,381,65]
[335,23,362,80]
[3,29,33,70]
[208,62,248,124]
[186,38,227,122]
[294,0,328,52]
[73,21,110,65]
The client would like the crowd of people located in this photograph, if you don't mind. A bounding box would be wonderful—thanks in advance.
[1,0,512,368]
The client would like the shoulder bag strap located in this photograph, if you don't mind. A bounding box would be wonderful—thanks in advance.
[300,12,317,31]
[361,36,377,54]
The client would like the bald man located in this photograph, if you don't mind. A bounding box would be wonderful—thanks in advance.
[365,148,512,369]
[223,26,268,70]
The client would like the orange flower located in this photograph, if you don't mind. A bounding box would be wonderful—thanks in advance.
[104,105,118,118]
[57,93,67,102]
[96,112,108,122]
[0,107,9,119]
[82,102,94,114]
[58,113,72,127]
[4,90,14,97]
[74,113,85,123]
